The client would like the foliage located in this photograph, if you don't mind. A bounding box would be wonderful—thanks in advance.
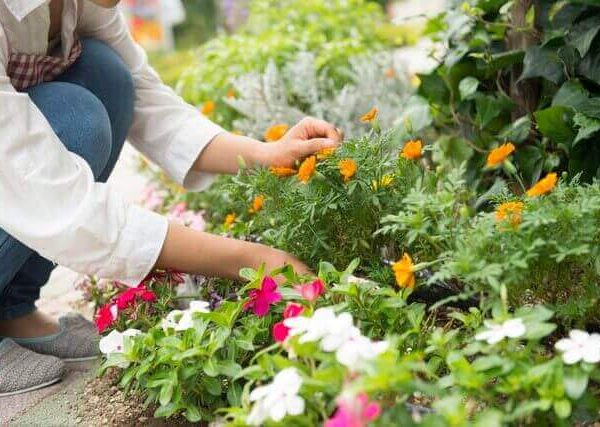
[177,0,398,128]
[225,52,413,139]
[415,0,600,189]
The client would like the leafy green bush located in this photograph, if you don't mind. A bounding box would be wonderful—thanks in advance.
[177,0,395,127]
[414,0,600,189]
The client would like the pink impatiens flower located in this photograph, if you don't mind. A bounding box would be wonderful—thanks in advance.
[95,303,118,333]
[139,184,167,211]
[325,393,382,427]
[294,279,326,302]
[272,303,306,342]
[244,277,282,317]
[115,284,157,310]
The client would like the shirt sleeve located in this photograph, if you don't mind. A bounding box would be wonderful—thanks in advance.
[78,3,226,191]
[0,27,168,286]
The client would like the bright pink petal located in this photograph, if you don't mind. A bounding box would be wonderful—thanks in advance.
[262,276,278,292]
[253,299,271,317]
[283,303,305,319]
[272,322,289,342]
[363,403,381,421]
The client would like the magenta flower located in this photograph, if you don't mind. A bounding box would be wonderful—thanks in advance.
[294,279,326,302]
[244,277,282,317]
[272,303,306,342]
[325,393,381,427]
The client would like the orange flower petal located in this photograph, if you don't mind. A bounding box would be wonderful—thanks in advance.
[338,159,358,183]
[264,124,289,142]
[495,201,524,229]
[401,140,422,160]
[526,172,558,197]
[360,107,378,123]
[201,101,215,115]
[298,156,317,183]
[249,195,265,214]
[269,166,297,177]
[487,143,516,167]
[392,253,416,289]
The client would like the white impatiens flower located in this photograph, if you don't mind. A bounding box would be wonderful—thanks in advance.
[319,312,357,352]
[284,307,337,343]
[247,368,305,426]
[161,300,210,332]
[336,334,389,369]
[99,329,141,368]
[475,318,526,344]
[555,330,600,365]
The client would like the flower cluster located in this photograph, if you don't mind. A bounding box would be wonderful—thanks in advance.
[243,276,282,317]
[247,368,305,426]
[95,283,158,333]
[555,330,600,365]
[284,307,389,369]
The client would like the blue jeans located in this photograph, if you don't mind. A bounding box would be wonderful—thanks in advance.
[0,39,135,321]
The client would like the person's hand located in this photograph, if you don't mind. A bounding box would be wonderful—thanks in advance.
[261,117,343,168]
[256,245,313,278]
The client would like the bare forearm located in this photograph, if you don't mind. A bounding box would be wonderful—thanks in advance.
[193,132,268,174]
[154,222,306,279]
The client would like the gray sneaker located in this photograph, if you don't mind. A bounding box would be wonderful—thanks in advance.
[0,338,65,397]
[12,314,100,362]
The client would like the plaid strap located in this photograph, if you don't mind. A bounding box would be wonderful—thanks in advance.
[7,39,83,91]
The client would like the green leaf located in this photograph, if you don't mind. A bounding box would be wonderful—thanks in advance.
[396,95,433,134]
[553,399,572,419]
[564,368,589,400]
[227,382,243,406]
[521,46,564,84]
[204,358,219,377]
[239,268,257,282]
[534,106,576,147]
[573,113,600,145]
[475,95,508,129]
[552,80,589,110]
[499,116,531,143]
[159,383,174,407]
[523,322,557,340]
[459,76,479,100]
[201,376,223,396]
[218,360,242,377]
[568,15,600,57]
[184,406,202,423]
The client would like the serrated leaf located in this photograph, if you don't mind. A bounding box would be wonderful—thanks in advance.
[573,113,600,145]
[521,46,564,84]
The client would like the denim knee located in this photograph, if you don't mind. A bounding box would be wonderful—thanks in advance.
[27,82,113,180]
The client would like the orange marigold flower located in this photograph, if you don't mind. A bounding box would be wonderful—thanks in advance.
[385,67,395,78]
[317,148,336,160]
[269,166,297,177]
[264,124,289,142]
[249,195,265,214]
[298,156,317,183]
[526,172,558,197]
[338,159,358,183]
[201,101,215,115]
[487,143,516,168]
[401,139,422,160]
[360,107,378,123]
[226,88,236,99]
[224,213,236,229]
[392,253,416,289]
[495,201,524,229]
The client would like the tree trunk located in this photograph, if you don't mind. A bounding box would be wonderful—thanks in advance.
[507,0,542,119]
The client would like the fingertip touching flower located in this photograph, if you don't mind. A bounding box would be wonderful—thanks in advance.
[294,279,326,302]
[95,303,118,333]
[264,124,289,142]
[526,172,558,197]
[201,100,215,115]
[269,166,297,177]
[317,147,336,160]
[401,139,422,160]
[392,253,416,289]
[487,143,516,168]
[244,276,282,317]
[360,107,378,123]
[224,213,236,229]
[298,156,317,183]
[495,201,524,229]
[338,159,358,183]
[249,195,265,214]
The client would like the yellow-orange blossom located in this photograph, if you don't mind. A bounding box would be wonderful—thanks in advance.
[401,140,422,160]
[264,124,289,142]
[298,156,317,183]
[487,143,515,167]
[495,201,524,228]
[338,159,357,183]
[392,253,416,289]
[526,172,558,197]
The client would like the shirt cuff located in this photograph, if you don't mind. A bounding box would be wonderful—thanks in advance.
[165,118,226,192]
[98,205,169,286]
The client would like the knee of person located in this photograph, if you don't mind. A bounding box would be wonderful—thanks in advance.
[71,92,113,179]
[80,39,135,112]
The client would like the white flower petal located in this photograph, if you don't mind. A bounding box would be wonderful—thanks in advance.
[249,384,273,402]
[286,395,305,416]
[189,300,210,313]
[269,400,288,422]
[582,343,600,364]
[562,349,583,365]
[569,330,590,343]
[554,338,574,352]
[99,330,124,355]
[503,318,526,338]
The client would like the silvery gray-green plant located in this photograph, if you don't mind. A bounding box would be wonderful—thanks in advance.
[224,52,413,139]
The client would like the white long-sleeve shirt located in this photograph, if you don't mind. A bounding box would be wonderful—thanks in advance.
[0,0,225,285]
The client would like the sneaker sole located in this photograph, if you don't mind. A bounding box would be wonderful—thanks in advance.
[0,377,62,397]
[62,355,99,363]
